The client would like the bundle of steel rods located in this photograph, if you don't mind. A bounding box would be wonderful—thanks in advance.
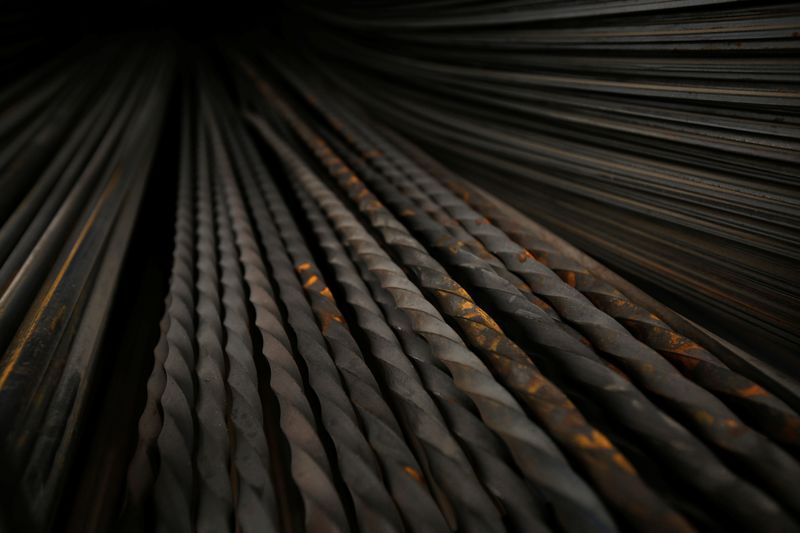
[283,0,800,370]
[1,3,798,533]
[0,44,173,531]
[86,56,800,532]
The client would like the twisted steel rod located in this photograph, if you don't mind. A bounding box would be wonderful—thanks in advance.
[272,84,800,518]
[318,124,587,348]
[124,94,196,523]
[396,137,800,452]
[230,128,399,533]
[208,108,349,532]
[150,99,198,533]
[207,102,279,533]
[248,110,637,533]
[194,102,234,532]
[292,178,552,533]
[319,134,796,531]
[249,142,455,533]
[310,100,800,514]
[242,72,792,531]
[245,139,410,533]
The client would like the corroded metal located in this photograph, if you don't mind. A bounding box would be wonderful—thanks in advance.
[293,179,552,532]
[250,119,500,533]
[0,50,172,533]
[309,101,800,516]
[254,156,451,533]
[5,21,800,533]
[408,141,800,453]
[207,107,347,532]
[242,70,795,532]
[244,138,401,533]
[250,111,650,533]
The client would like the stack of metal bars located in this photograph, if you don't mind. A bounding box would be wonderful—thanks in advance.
[0,4,798,531]
[113,58,800,533]
[0,45,173,533]
[283,0,800,371]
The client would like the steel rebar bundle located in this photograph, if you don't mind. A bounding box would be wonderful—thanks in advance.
[1,4,798,533]
[284,0,800,369]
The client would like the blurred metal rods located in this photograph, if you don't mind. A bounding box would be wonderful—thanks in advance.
[1,5,799,533]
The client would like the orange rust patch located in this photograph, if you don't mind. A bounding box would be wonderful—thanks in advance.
[453,286,473,301]
[527,375,546,395]
[738,384,767,398]
[320,287,334,301]
[723,418,741,430]
[403,466,423,483]
[486,334,502,352]
[475,307,501,331]
[303,275,319,288]
[456,298,503,333]
[297,262,312,272]
[612,453,636,475]
[574,430,614,450]
[319,312,346,333]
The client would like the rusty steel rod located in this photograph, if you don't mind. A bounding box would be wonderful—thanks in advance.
[388,133,800,453]
[292,90,800,512]
[292,172,550,532]
[241,68,794,532]
[3,10,798,532]
[250,108,676,525]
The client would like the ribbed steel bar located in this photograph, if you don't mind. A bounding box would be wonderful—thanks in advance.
[123,85,197,527]
[243,134,456,533]
[316,120,584,345]
[270,80,561,326]
[292,176,552,532]
[207,97,279,533]
[4,15,798,533]
[191,99,234,532]
[216,103,410,533]
[311,123,800,527]
[224,116,414,533]
[150,92,199,533]
[205,100,349,532]
[287,1,800,366]
[304,97,800,508]
[248,109,658,533]
[241,71,793,532]
[392,135,800,453]
[240,79,515,533]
